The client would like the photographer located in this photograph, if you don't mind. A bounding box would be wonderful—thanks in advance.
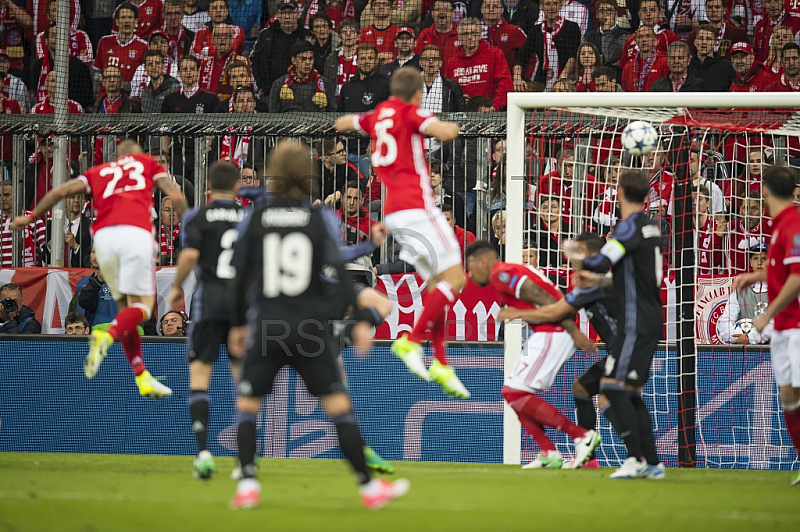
[0,283,41,334]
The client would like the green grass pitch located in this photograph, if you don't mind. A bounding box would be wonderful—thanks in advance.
[0,453,797,532]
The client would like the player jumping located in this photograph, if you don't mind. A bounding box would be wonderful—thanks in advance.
[168,160,244,480]
[734,166,800,487]
[12,140,187,398]
[465,240,602,469]
[335,67,469,399]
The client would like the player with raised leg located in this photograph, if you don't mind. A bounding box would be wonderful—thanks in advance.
[168,160,244,480]
[572,170,664,479]
[334,67,469,399]
[465,240,602,469]
[12,140,187,398]
[734,166,800,487]
[227,140,409,509]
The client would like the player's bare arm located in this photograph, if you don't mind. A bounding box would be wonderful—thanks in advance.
[518,279,597,353]
[169,247,200,308]
[733,270,767,289]
[155,175,189,219]
[10,179,88,230]
[334,115,359,133]
[424,120,460,142]
[754,274,800,333]
[497,299,577,323]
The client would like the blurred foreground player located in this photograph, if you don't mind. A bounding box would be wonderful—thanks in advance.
[571,170,663,479]
[735,166,800,487]
[227,140,409,510]
[169,160,244,480]
[12,140,187,398]
[465,240,602,469]
[335,67,469,399]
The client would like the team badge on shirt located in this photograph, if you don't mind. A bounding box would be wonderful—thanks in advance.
[498,272,509,283]
[362,93,374,105]
[196,104,205,114]
[501,34,508,41]
[129,50,137,58]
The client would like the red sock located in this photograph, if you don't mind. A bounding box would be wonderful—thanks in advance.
[106,306,147,340]
[408,282,456,345]
[519,415,557,452]
[120,329,146,376]
[513,390,587,440]
[503,385,557,452]
[429,312,448,365]
[783,406,800,455]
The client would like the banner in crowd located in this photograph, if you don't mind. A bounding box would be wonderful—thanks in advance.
[0,268,725,343]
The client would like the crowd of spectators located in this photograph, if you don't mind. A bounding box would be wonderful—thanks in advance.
[0,0,798,336]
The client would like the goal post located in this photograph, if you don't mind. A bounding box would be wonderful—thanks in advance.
[504,92,800,467]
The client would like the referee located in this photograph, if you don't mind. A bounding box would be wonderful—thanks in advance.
[573,170,664,479]
[226,140,409,510]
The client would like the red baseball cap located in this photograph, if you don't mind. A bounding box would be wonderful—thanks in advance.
[396,27,415,39]
[730,42,753,55]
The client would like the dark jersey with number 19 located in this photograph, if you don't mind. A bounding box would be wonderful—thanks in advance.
[583,211,663,336]
[180,199,244,320]
[231,197,357,328]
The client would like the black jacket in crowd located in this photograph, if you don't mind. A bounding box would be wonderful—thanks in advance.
[0,305,41,334]
[338,70,390,154]
[250,22,304,98]
[29,56,94,111]
[690,53,735,92]
[650,72,708,92]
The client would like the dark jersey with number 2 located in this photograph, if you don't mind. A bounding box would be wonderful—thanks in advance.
[180,199,244,321]
[583,211,663,337]
[231,197,357,328]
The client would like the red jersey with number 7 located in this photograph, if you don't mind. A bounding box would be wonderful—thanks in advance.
[490,261,565,333]
[767,206,800,330]
[77,153,168,234]
[353,96,439,214]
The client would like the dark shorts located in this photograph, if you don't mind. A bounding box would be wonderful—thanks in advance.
[577,357,606,397]
[605,333,659,387]
[187,320,232,364]
[238,322,346,398]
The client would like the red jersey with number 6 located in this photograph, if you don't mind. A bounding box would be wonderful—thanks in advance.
[767,206,800,330]
[77,153,168,234]
[490,261,565,333]
[354,96,439,214]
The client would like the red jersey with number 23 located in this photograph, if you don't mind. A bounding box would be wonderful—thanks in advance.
[767,206,800,330]
[77,153,168,234]
[354,96,438,215]
[490,261,565,333]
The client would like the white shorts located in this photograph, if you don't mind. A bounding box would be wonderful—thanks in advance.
[771,329,800,388]
[384,208,462,280]
[504,330,576,393]
[92,225,157,301]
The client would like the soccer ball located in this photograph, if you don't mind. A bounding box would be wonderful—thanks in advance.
[622,121,658,156]
[733,319,754,337]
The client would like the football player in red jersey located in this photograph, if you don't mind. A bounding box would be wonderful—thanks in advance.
[465,240,601,469]
[735,166,800,486]
[12,140,188,399]
[335,67,470,398]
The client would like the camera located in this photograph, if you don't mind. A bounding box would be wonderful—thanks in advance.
[1,297,18,315]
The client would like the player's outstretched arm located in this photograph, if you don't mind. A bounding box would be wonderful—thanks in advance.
[155,176,189,219]
[497,299,577,323]
[11,179,87,230]
[334,115,359,133]
[169,247,200,309]
[732,270,767,289]
[424,120,460,142]
[754,273,800,333]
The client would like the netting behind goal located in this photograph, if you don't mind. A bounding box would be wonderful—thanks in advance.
[506,94,800,469]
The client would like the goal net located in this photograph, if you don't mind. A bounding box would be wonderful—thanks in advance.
[504,93,800,470]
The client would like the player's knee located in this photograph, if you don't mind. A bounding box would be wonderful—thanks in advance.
[188,360,213,388]
[572,381,590,399]
[321,391,353,417]
[237,395,260,414]
[780,385,800,409]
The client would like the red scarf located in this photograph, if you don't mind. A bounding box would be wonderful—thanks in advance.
[164,25,187,63]
[220,124,252,166]
[637,49,658,91]
[541,17,564,86]
[280,65,328,109]
[159,222,180,259]
[199,51,236,94]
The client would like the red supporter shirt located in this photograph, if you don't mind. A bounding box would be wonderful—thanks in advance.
[485,18,526,70]
[444,40,512,110]
[95,34,149,82]
[112,0,164,38]
[354,97,438,215]
[621,50,669,92]
[697,216,727,275]
[767,206,800,330]
[732,219,772,272]
[77,153,168,234]
[360,24,400,57]
[535,171,603,223]
[36,29,93,66]
[729,63,778,92]
[489,261,565,333]
[770,72,800,91]
[753,11,800,63]
[415,24,461,73]
[620,25,679,69]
